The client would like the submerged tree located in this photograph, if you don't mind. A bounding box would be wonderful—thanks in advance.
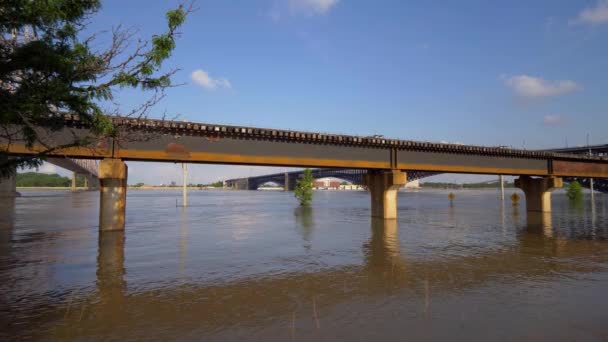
[0,0,192,176]
[566,180,583,200]
[294,168,313,206]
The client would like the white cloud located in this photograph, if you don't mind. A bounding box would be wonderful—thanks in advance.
[503,75,581,98]
[37,163,58,174]
[289,0,339,15]
[267,0,338,21]
[575,0,608,24]
[543,115,566,126]
[191,69,231,90]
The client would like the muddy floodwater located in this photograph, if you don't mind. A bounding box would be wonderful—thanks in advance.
[1,189,608,340]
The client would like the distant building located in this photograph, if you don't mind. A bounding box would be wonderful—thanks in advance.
[339,184,364,190]
[313,178,417,190]
[313,178,342,190]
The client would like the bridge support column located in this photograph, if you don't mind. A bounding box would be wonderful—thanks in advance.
[85,175,99,191]
[71,172,77,192]
[99,159,128,232]
[0,157,21,198]
[0,167,20,198]
[364,170,406,219]
[284,172,289,191]
[515,176,562,213]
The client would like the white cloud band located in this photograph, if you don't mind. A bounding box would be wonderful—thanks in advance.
[576,0,608,24]
[543,115,565,126]
[191,69,231,90]
[504,75,581,98]
[289,0,339,15]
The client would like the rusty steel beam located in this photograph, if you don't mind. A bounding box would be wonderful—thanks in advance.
[552,160,608,178]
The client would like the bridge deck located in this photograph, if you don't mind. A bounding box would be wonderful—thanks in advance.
[3,116,608,178]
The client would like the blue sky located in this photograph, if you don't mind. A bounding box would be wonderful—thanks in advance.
[34,0,608,184]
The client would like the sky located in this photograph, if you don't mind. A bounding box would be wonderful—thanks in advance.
[28,0,608,184]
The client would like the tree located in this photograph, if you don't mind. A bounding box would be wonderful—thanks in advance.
[16,172,69,186]
[210,181,223,188]
[294,168,313,206]
[16,172,85,186]
[566,180,583,200]
[0,0,192,177]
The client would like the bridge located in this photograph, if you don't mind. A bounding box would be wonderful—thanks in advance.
[47,158,99,190]
[2,115,608,231]
[227,168,608,193]
[545,144,608,156]
[226,144,608,193]
[225,169,438,190]
[0,157,99,196]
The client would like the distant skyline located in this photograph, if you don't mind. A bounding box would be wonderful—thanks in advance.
[25,0,608,184]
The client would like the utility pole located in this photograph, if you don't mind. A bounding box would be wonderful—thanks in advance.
[587,134,595,203]
[182,163,187,207]
[499,175,505,201]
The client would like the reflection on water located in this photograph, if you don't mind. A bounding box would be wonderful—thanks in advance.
[294,206,314,249]
[97,232,126,311]
[526,212,553,237]
[1,189,608,340]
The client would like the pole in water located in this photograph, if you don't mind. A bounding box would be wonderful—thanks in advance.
[182,163,187,208]
[587,133,595,204]
[499,175,505,201]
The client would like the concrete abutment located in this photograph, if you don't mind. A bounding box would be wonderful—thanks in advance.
[99,159,128,232]
[515,176,562,213]
[364,170,407,219]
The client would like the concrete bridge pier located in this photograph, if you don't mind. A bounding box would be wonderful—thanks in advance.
[87,175,100,190]
[515,176,563,213]
[99,159,128,231]
[364,170,407,219]
[71,172,77,192]
[0,162,20,198]
[284,172,289,191]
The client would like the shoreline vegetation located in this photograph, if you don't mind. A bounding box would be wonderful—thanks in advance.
[16,172,85,187]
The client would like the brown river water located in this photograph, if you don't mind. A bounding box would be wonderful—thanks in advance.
[1,189,608,341]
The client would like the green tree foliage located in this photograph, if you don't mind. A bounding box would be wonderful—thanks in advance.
[16,172,84,187]
[566,181,583,200]
[0,0,191,176]
[294,168,313,206]
[210,181,223,188]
